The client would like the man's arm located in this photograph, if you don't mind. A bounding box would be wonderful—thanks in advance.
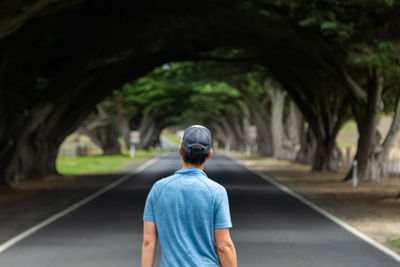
[141,221,158,267]
[215,228,237,267]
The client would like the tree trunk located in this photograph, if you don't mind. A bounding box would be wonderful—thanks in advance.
[220,115,245,151]
[80,117,122,156]
[220,116,236,151]
[240,86,272,156]
[267,82,287,159]
[6,136,61,182]
[137,114,157,150]
[211,122,227,149]
[286,101,302,147]
[151,123,164,148]
[313,139,342,171]
[345,68,384,181]
[295,122,317,165]
[281,101,303,160]
[346,91,400,181]
[309,95,347,172]
[254,116,273,156]
[259,73,348,169]
[2,104,55,183]
[115,116,131,150]
[89,124,121,155]
[230,114,247,151]
[21,136,60,179]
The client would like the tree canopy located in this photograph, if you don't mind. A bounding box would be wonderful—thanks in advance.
[0,0,399,184]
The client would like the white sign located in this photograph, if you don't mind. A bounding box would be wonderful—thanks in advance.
[130,131,141,144]
[176,130,184,139]
[248,125,257,140]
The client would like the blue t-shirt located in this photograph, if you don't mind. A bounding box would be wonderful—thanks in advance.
[143,167,232,267]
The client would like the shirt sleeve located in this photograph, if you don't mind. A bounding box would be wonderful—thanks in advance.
[214,187,232,229]
[143,185,156,222]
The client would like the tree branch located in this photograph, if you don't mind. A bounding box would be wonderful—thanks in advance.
[341,66,368,103]
[381,94,400,156]
[332,96,350,138]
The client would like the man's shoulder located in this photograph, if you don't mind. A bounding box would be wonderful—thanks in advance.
[201,175,227,194]
[149,174,180,200]
[152,171,227,195]
[153,173,180,187]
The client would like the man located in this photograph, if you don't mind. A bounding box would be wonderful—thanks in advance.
[141,125,237,267]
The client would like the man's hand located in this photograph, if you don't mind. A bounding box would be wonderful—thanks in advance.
[141,221,158,267]
[215,228,237,267]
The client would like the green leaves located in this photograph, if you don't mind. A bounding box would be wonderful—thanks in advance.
[320,21,337,31]
[385,0,394,7]
[374,41,400,77]
[299,17,318,27]
[115,62,244,125]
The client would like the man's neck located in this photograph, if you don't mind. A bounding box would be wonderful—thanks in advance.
[182,162,204,171]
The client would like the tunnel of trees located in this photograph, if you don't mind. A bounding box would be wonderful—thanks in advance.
[0,0,399,187]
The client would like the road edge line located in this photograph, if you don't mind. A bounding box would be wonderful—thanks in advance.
[0,153,165,254]
[228,155,400,263]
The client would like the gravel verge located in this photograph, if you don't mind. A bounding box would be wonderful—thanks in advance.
[222,150,400,255]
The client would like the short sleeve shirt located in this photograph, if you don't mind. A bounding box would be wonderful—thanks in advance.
[143,167,232,267]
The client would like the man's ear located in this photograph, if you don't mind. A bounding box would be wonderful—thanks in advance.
[206,149,212,160]
[179,145,183,156]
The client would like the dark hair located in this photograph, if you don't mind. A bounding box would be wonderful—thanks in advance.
[182,146,209,165]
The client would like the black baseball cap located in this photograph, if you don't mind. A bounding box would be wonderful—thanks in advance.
[181,125,212,155]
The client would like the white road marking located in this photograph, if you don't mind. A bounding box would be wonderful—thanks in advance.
[0,154,164,254]
[229,156,400,263]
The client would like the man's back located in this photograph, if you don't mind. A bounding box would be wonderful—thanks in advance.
[143,167,232,267]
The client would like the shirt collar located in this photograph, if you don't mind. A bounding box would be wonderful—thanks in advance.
[175,167,207,177]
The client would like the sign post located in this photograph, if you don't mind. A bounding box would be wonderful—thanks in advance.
[130,131,141,159]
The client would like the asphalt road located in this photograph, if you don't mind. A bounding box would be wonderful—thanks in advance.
[0,152,399,267]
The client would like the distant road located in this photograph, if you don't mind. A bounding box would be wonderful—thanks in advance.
[0,152,399,266]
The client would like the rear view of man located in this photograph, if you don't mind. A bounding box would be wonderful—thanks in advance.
[141,125,237,267]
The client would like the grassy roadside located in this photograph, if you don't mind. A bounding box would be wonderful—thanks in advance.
[163,133,182,145]
[387,235,400,249]
[56,148,167,175]
[336,120,358,149]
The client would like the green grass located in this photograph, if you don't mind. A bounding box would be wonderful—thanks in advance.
[164,134,182,145]
[387,235,400,249]
[337,120,358,149]
[341,120,357,131]
[395,188,400,198]
[122,148,169,160]
[57,148,167,175]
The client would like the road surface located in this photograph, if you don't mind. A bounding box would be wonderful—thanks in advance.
[0,152,399,266]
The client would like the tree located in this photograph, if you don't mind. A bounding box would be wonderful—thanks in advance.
[78,96,129,155]
[343,42,400,181]
[117,63,246,150]
[1,0,399,185]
